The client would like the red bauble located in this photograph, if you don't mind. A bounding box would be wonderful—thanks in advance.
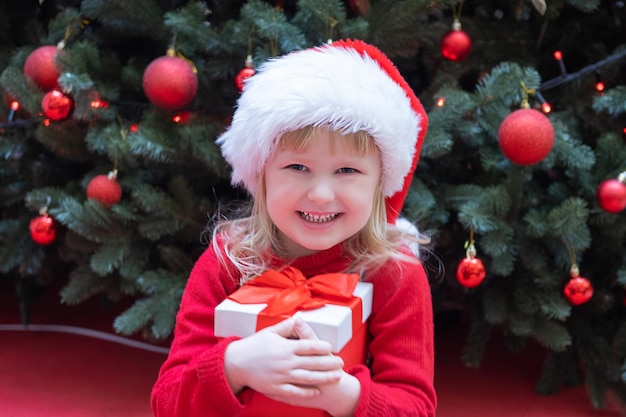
[24,45,61,91]
[440,23,472,61]
[29,214,57,245]
[142,55,198,111]
[563,276,593,306]
[235,67,256,92]
[498,108,555,165]
[456,257,486,288]
[596,178,626,213]
[41,90,73,121]
[87,172,122,208]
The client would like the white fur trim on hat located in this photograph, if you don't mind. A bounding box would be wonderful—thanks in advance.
[218,42,423,197]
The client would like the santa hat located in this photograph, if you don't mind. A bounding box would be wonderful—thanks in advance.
[217,39,428,225]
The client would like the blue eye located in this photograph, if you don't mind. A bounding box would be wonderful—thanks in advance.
[287,164,307,171]
[337,167,358,173]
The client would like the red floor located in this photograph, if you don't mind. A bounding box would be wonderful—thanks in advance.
[0,279,623,417]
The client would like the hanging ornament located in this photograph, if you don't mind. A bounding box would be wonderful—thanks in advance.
[142,48,198,111]
[29,207,58,245]
[440,3,471,62]
[23,45,62,91]
[440,19,472,62]
[235,55,256,92]
[498,85,555,165]
[456,229,486,288]
[41,89,73,121]
[596,172,626,213]
[87,170,122,208]
[563,265,593,306]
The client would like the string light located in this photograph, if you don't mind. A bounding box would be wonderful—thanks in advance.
[535,91,552,113]
[8,101,20,122]
[594,70,605,92]
[90,100,109,109]
[129,124,139,132]
[172,112,189,123]
[553,50,567,75]
[436,97,445,107]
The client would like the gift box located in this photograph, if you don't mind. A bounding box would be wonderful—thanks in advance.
[215,266,373,359]
[214,266,373,417]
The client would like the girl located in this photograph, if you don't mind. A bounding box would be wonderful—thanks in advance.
[151,39,436,417]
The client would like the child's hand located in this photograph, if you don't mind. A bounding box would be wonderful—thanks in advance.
[224,317,344,400]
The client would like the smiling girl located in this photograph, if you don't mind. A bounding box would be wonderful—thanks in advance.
[151,39,436,417]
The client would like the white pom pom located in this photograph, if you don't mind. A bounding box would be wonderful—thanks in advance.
[395,216,420,257]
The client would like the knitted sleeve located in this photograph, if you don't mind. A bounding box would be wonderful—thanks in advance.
[351,257,437,417]
[151,243,248,417]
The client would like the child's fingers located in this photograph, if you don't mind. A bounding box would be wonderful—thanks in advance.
[292,317,319,340]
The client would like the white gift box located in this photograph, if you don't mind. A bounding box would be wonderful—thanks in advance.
[214,282,373,353]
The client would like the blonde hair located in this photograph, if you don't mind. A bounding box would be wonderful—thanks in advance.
[212,126,428,283]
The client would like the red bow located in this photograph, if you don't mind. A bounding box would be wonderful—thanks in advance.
[228,266,362,330]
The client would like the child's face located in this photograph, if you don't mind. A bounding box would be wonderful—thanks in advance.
[264,127,382,258]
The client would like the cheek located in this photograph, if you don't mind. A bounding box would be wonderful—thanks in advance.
[347,183,378,218]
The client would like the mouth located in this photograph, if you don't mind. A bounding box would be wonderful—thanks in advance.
[298,211,340,223]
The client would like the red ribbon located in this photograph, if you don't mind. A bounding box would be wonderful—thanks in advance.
[228,266,363,332]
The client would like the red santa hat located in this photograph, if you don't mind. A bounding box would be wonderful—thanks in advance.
[217,39,428,225]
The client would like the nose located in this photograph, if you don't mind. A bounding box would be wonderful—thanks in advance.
[307,176,335,204]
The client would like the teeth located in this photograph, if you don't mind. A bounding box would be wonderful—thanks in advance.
[300,212,338,223]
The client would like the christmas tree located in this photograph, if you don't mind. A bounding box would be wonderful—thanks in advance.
[1,0,626,409]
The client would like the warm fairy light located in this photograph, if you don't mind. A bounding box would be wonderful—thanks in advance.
[129,124,139,132]
[541,102,552,113]
[595,82,605,92]
[172,112,189,123]
[90,100,109,109]
[436,97,445,107]
[43,119,51,126]
[553,50,567,75]
[10,101,19,111]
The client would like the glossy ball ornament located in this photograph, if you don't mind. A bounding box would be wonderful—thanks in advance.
[563,275,593,306]
[235,67,256,92]
[24,45,61,91]
[498,108,554,165]
[41,90,73,121]
[440,21,472,62]
[87,171,122,208]
[142,55,198,111]
[456,257,486,288]
[29,214,57,245]
[596,178,626,213]
[456,242,486,288]
[235,55,255,92]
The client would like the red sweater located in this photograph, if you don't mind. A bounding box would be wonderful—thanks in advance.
[151,241,436,417]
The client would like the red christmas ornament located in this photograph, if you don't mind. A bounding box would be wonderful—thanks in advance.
[41,90,73,121]
[142,51,198,111]
[440,20,472,62]
[596,175,626,213]
[498,108,555,165]
[29,213,57,245]
[87,170,122,208]
[235,55,256,92]
[24,45,61,91]
[563,265,593,306]
[456,243,486,288]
